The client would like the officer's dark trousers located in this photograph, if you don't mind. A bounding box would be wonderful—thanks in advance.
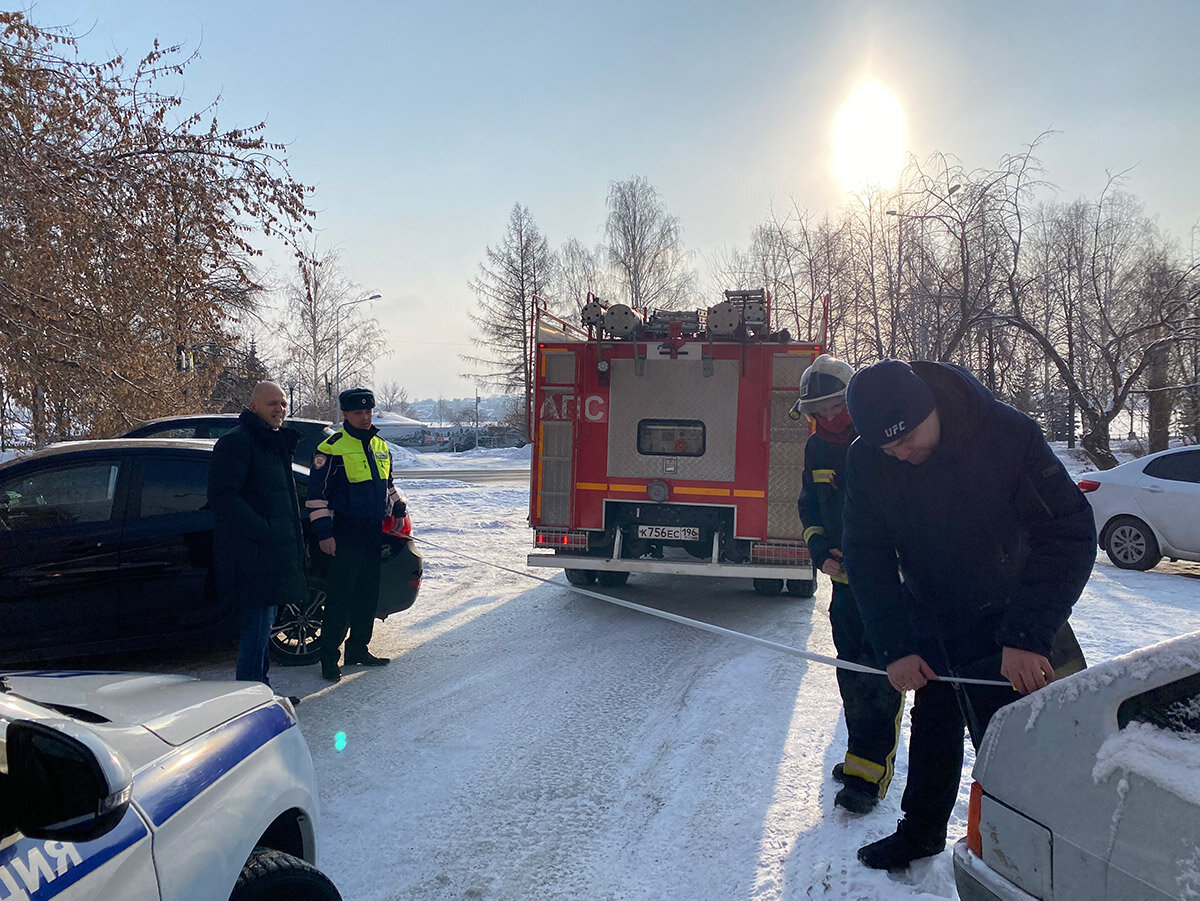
[899,654,1016,841]
[830,580,905,797]
[321,518,383,664]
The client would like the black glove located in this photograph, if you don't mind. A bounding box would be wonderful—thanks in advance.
[392,499,407,518]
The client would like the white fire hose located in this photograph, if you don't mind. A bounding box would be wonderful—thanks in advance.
[413,537,1012,688]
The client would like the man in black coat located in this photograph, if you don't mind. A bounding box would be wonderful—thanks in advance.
[208,381,307,685]
[841,359,1095,871]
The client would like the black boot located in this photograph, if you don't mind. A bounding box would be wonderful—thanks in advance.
[857,820,945,870]
[832,762,845,784]
[320,660,341,682]
[344,649,390,667]
[834,776,879,815]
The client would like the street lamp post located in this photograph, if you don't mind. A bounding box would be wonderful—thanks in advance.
[333,293,381,417]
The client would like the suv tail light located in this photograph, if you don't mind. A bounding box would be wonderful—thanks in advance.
[966,781,983,856]
[1077,479,1101,493]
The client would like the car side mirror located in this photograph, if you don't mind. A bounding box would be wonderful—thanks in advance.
[4,720,133,842]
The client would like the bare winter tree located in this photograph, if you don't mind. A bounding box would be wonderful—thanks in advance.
[558,237,615,312]
[272,246,386,419]
[604,176,696,310]
[464,204,557,432]
[992,174,1200,467]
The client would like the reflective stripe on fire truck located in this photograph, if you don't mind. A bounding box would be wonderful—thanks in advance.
[574,483,765,498]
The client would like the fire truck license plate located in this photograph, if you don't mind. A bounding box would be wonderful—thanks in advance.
[637,525,700,541]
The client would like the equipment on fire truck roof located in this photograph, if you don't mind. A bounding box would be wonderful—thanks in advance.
[604,303,642,338]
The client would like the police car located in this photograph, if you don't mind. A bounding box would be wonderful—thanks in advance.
[0,670,341,900]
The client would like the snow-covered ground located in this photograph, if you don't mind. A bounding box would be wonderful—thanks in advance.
[126,441,1199,900]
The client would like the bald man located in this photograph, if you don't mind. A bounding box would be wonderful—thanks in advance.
[208,381,308,685]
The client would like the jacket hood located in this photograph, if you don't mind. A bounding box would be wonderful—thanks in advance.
[909,361,995,455]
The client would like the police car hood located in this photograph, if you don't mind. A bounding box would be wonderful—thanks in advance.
[2,671,276,754]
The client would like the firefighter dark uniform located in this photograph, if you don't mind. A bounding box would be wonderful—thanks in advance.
[307,387,403,682]
[795,353,904,816]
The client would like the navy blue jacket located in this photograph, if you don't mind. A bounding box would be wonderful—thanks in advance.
[306,422,399,541]
[798,429,853,577]
[842,362,1095,668]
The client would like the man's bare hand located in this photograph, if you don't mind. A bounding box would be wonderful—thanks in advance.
[318,537,336,556]
[885,654,937,692]
[1001,646,1053,694]
[820,548,845,578]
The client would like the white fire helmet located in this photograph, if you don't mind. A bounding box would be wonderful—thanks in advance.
[790,354,855,419]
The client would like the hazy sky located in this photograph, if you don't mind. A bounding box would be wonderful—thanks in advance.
[32,0,1200,399]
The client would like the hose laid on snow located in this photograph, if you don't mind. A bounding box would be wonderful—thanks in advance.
[412,537,1012,688]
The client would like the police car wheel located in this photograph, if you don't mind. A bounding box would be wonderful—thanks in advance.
[786,579,816,598]
[270,579,328,666]
[231,846,342,901]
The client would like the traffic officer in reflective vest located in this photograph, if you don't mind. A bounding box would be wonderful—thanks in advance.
[307,387,406,682]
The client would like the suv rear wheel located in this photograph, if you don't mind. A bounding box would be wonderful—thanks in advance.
[271,580,327,666]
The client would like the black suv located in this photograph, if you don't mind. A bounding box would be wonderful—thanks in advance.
[0,439,421,666]
[120,415,333,469]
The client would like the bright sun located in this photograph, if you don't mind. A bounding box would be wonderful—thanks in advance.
[831,81,907,193]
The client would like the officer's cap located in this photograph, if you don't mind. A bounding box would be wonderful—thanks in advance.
[339,387,375,411]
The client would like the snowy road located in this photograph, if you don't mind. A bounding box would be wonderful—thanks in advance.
[125,459,1200,900]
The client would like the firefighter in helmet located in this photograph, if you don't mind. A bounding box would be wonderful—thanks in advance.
[793,354,904,815]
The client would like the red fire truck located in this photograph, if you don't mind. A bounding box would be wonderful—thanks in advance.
[527,289,822,596]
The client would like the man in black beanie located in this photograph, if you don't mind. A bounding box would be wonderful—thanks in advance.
[307,386,407,682]
[841,359,1094,871]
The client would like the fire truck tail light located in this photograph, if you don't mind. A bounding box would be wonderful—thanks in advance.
[750,541,811,564]
[534,529,589,550]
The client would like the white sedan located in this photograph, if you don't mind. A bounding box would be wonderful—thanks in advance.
[952,630,1200,901]
[1077,446,1200,570]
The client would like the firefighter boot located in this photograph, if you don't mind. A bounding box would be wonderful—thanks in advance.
[834,775,879,815]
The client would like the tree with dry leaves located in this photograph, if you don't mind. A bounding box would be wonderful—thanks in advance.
[0,12,314,445]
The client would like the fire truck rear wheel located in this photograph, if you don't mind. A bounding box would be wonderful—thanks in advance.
[786,579,816,598]
[753,578,785,596]
[565,569,597,586]
[596,570,630,587]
